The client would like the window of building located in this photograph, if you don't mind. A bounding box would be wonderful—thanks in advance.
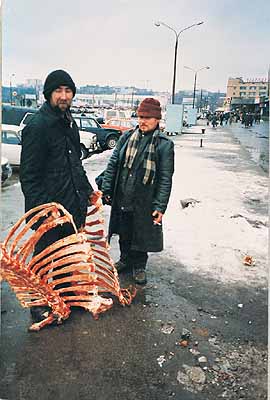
[259,86,267,90]
[249,86,257,90]
[239,92,246,96]
[240,86,246,90]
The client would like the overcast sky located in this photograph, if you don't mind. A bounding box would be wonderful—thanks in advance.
[2,0,270,92]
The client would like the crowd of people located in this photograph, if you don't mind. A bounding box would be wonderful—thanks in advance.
[206,110,262,128]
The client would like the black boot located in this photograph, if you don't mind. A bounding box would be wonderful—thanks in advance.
[115,256,130,273]
[133,267,147,285]
[30,306,51,322]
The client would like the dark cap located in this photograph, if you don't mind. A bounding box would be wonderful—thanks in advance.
[43,69,76,100]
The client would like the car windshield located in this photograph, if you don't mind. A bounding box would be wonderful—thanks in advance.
[22,113,35,125]
[81,119,99,129]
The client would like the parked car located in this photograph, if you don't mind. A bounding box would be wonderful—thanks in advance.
[102,118,137,132]
[2,123,97,165]
[72,115,121,150]
[79,130,98,159]
[103,109,129,121]
[2,104,37,126]
[1,156,12,184]
[1,124,22,167]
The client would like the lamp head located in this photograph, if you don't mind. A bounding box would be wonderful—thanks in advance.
[154,21,161,27]
[197,21,204,25]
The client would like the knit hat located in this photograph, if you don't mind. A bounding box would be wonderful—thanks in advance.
[137,98,162,119]
[43,69,76,100]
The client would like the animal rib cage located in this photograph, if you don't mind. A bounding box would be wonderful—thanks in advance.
[0,200,136,331]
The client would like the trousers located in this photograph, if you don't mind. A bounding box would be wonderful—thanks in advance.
[118,211,148,270]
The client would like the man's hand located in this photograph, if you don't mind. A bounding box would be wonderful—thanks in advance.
[89,190,102,206]
[152,210,163,225]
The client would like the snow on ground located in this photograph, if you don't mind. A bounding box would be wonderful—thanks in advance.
[163,129,268,286]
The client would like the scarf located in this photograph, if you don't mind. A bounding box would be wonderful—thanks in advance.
[124,127,158,185]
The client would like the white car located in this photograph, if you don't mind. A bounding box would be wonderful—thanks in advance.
[1,124,22,167]
[1,123,98,165]
[79,130,98,159]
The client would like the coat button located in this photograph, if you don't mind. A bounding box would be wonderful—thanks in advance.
[69,150,72,154]
[129,173,132,177]
[121,206,124,210]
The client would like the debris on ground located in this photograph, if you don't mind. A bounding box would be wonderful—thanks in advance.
[243,255,255,266]
[157,355,166,367]
[160,323,175,335]
[180,198,200,209]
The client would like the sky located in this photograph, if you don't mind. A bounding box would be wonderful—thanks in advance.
[2,0,270,93]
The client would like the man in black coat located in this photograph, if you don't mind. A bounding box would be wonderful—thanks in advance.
[101,98,174,284]
[20,69,96,322]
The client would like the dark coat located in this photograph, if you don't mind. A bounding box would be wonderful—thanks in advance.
[19,101,93,229]
[102,129,174,252]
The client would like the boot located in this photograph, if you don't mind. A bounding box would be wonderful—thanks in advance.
[115,258,129,273]
[30,306,51,322]
[133,267,147,285]
[114,253,130,273]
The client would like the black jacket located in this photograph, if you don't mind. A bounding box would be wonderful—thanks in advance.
[102,128,174,252]
[20,101,93,228]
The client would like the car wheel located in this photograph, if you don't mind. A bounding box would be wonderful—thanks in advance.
[105,135,118,150]
[80,144,88,160]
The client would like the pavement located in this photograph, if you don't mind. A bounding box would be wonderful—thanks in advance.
[0,122,268,400]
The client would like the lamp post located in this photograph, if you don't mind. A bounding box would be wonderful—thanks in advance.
[184,66,210,108]
[154,21,204,104]
[9,73,15,105]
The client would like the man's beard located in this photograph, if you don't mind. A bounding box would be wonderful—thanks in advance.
[57,101,71,112]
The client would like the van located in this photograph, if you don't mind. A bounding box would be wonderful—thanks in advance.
[2,104,37,126]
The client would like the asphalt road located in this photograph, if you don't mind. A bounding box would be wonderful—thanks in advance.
[0,135,267,400]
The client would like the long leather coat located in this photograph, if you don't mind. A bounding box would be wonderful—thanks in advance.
[20,101,93,229]
[102,128,174,252]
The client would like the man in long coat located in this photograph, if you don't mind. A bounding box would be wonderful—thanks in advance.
[101,98,174,284]
[20,69,96,322]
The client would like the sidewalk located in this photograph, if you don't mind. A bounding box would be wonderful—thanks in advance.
[164,122,268,287]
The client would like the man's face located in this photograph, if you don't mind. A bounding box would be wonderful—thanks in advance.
[138,116,159,133]
[50,86,73,112]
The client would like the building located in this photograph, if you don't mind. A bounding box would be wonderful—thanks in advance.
[225,77,269,116]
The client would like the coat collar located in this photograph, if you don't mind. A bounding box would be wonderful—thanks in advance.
[39,101,73,128]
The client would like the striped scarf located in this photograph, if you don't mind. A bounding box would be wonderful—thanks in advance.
[124,127,158,185]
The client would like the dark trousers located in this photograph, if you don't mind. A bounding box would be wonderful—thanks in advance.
[118,211,148,270]
[33,223,75,289]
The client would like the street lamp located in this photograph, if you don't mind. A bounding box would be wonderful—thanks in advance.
[9,73,15,105]
[154,20,204,104]
[184,66,210,108]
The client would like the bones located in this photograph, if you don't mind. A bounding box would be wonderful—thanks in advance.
[0,198,136,331]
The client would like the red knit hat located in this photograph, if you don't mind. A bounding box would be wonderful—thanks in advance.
[137,98,162,119]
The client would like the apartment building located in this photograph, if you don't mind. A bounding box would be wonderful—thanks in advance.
[226,77,268,99]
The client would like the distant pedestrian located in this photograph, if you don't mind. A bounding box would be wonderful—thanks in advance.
[101,98,174,285]
[212,114,218,128]
[224,113,230,125]
[219,113,224,126]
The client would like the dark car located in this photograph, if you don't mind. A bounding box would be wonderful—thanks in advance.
[72,115,121,150]
[2,104,37,126]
